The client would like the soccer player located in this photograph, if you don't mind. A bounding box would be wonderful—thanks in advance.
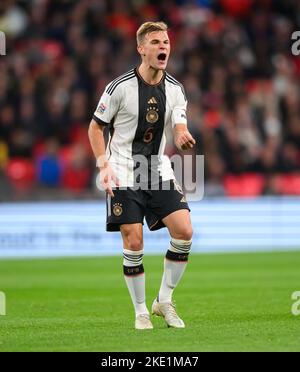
[88,22,196,330]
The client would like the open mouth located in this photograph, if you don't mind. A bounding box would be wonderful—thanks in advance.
[157,53,167,61]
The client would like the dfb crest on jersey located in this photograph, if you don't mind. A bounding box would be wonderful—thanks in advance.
[146,107,159,123]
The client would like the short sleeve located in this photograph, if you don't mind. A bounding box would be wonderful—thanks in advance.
[171,86,187,128]
[93,84,121,126]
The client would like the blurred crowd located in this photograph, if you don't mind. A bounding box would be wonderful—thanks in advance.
[0,0,300,200]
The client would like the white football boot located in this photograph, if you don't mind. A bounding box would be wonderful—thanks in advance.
[135,314,153,330]
[151,298,185,328]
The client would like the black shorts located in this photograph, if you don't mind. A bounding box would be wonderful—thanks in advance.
[106,179,190,232]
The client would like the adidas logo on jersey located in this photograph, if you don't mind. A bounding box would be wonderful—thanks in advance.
[148,97,158,104]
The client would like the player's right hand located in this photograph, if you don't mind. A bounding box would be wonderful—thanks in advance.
[99,163,120,197]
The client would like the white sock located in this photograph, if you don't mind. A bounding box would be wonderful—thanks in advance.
[158,238,192,303]
[123,249,149,316]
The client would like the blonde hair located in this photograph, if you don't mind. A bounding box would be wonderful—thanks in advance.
[136,21,168,46]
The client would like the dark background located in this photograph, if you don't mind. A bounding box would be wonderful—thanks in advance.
[0,0,299,200]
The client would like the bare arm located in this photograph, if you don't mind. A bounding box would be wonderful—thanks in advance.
[88,119,108,166]
[88,119,119,196]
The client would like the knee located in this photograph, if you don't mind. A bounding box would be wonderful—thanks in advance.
[126,237,143,251]
[172,226,193,241]
[121,228,143,251]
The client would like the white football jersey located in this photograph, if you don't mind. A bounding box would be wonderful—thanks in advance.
[93,68,187,187]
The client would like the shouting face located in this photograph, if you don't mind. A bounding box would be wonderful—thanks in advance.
[138,31,170,71]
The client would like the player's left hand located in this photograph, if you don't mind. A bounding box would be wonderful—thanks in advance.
[174,126,196,151]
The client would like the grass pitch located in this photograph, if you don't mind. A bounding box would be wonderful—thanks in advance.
[0,251,299,352]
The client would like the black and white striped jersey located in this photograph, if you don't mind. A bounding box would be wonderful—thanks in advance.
[93,67,187,187]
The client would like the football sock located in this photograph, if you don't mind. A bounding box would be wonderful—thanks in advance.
[158,238,192,303]
[123,249,149,316]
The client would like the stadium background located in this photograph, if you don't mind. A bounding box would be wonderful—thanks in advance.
[0,0,299,352]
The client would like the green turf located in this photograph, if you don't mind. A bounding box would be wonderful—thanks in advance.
[0,251,299,352]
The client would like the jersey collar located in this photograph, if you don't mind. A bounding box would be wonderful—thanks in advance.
[135,67,166,87]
